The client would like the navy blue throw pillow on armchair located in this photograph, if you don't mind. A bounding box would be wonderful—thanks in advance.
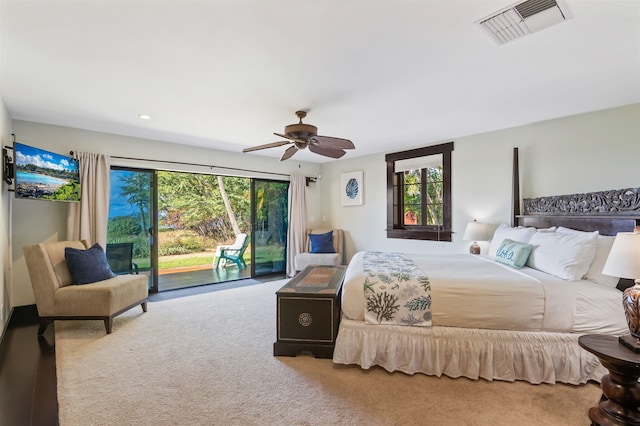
[65,243,116,284]
[309,231,335,254]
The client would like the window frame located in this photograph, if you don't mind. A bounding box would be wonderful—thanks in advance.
[385,141,453,241]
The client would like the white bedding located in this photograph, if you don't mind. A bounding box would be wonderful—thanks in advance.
[342,251,627,335]
[334,251,627,384]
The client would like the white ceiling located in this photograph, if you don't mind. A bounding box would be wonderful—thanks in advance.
[1,0,639,163]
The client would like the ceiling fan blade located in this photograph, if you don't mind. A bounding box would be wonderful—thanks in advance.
[274,132,307,144]
[308,144,346,159]
[273,132,296,141]
[243,140,290,153]
[311,135,355,150]
[280,146,298,161]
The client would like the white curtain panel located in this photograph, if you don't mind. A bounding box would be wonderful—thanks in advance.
[286,173,307,277]
[66,152,111,247]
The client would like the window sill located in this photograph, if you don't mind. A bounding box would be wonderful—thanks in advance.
[386,229,452,242]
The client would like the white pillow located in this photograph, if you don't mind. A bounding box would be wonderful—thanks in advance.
[585,235,619,287]
[527,229,598,281]
[488,224,538,257]
[555,227,618,286]
[556,226,599,238]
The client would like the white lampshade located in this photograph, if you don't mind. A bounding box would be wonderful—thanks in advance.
[463,220,492,242]
[602,231,640,279]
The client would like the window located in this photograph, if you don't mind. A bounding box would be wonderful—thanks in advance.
[386,142,453,241]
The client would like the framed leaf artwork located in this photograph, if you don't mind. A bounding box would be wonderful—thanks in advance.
[341,171,363,206]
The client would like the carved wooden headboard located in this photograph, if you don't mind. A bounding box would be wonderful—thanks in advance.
[510,148,640,236]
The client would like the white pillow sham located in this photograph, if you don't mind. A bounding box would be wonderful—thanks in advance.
[488,224,538,257]
[555,227,618,286]
[586,235,619,287]
[527,228,598,281]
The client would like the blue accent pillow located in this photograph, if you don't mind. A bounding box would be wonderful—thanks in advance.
[495,239,533,269]
[65,243,116,284]
[309,231,335,254]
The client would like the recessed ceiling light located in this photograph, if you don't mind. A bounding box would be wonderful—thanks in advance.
[138,114,151,120]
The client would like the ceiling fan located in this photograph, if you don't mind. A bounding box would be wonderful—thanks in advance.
[243,110,355,161]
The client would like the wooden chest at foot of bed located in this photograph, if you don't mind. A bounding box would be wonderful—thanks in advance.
[274,265,345,359]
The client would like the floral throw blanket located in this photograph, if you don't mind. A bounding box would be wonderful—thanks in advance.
[363,251,432,327]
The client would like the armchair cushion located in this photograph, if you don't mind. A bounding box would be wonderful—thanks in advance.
[65,243,116,284]
[309,231,336,253]
[54,274,149,316]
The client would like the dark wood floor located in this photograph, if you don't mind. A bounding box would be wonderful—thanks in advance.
[0,275,285,426]
[0,306,57,426]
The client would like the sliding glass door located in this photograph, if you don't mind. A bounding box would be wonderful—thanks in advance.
[156,171,251,290]
[107,169,289,291]
[107,167,156,291]
[251,179,289,277]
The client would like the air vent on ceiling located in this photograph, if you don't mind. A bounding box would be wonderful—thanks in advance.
[475,0,569,45]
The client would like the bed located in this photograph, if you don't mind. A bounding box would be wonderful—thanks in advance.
[332,150,640,385]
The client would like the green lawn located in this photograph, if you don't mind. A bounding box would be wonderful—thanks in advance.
[135,251,253,270]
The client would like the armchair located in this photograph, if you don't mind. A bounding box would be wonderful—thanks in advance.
[294,229,344,272]
[23,240,148,335]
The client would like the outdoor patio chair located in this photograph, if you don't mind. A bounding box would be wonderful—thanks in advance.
[106,242,139,275]
[216,235,250,269]
[213,233,247,267]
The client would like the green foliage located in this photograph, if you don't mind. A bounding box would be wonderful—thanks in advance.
[158,235,206,256]
[107,170,289,268]
[131,237,150,258]
[108,216,143,237]
[402,166,443,226]
[105,234,150,260]
[16,163,78,181]
[42,181,80,201]
[118,172,151,237]
[254,181,289,245]
[158,172,250,239]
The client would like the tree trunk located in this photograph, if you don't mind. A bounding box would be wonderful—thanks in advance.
[217,175,241,235]
[137,202,149,237]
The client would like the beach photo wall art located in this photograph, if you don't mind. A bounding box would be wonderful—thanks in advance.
[14,142,81,202]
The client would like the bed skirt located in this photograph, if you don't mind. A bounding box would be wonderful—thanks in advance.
[332,319,606,385]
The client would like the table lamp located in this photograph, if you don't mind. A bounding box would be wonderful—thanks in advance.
[463,220,491,255]
[602,226,640,352]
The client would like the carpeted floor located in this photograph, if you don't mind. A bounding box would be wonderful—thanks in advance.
[55,279,601,425]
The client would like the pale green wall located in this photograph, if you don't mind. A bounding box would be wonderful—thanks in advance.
[319,103,640,262]
[9,120,321,307]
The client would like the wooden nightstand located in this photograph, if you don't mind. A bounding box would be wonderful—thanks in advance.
[578,334,640,426]
[274,265,345,359]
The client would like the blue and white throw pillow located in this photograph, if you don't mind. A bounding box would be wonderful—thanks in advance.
[495,239,533,269]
